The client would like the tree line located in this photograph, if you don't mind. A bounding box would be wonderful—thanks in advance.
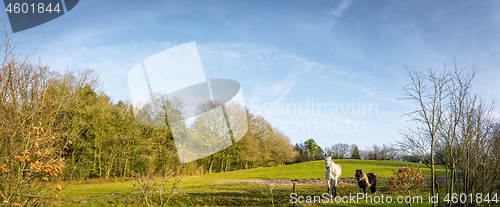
[0,65,299,180]
[294,139,421,162]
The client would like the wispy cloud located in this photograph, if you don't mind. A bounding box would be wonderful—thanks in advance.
[198,41,382,108]
[300,0,355,35]
[255,60,320,113]
[197,43,324,102]
[331,0,354,17]
[249,58,320,106]
[271,61,316,103]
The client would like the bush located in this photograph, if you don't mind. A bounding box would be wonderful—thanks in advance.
[387,166,426,195]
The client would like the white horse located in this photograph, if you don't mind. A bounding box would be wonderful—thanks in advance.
[325,154,342,197]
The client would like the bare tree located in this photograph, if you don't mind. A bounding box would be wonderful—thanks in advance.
[457,97,497,206]
[399,64,451,206]
[400,61,500,206]
[327,143,350,159]
[436,66,476,206]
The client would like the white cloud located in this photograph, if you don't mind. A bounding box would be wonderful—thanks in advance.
[332,0,354,17]
[196,43,324,101]
[300,0,355,35]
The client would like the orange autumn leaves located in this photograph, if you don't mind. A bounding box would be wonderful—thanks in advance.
[1,125,67,187]
[387,166,426,194]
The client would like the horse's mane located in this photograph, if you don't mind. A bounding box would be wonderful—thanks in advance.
[356,170,367,180]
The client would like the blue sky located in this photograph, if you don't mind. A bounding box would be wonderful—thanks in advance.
[2,0,500,149]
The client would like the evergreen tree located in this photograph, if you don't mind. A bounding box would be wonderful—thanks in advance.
[351,146,360,159]
[303,139,323,161]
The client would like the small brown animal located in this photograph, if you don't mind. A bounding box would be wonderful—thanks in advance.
[355,170,376,194]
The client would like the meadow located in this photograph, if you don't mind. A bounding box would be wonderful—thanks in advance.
[51,159,451,206]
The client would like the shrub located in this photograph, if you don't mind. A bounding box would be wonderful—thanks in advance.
[387,166,426,195]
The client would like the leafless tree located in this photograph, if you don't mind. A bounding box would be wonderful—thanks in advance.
[327,143,350,159]
[400,61,500,206]
[436,65,475,206]
[399,64,451,206]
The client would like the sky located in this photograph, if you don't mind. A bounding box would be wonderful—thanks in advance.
[2,0,500,150]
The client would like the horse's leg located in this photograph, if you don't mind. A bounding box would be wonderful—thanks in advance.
[327,179,331,197]
[371,181,377,193]
[331,180,335,197]
[334,178,338,197]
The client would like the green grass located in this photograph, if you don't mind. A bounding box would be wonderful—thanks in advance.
[200,159,446,180]
[57,180,444,206]
[55,160,450,206]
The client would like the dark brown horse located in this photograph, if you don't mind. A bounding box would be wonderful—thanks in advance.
[355,170,376,194]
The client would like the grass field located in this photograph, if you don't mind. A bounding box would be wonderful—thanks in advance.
[200,159,446,180]
[54,160,450,206]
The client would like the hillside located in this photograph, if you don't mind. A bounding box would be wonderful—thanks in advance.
[199,159,446,180]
